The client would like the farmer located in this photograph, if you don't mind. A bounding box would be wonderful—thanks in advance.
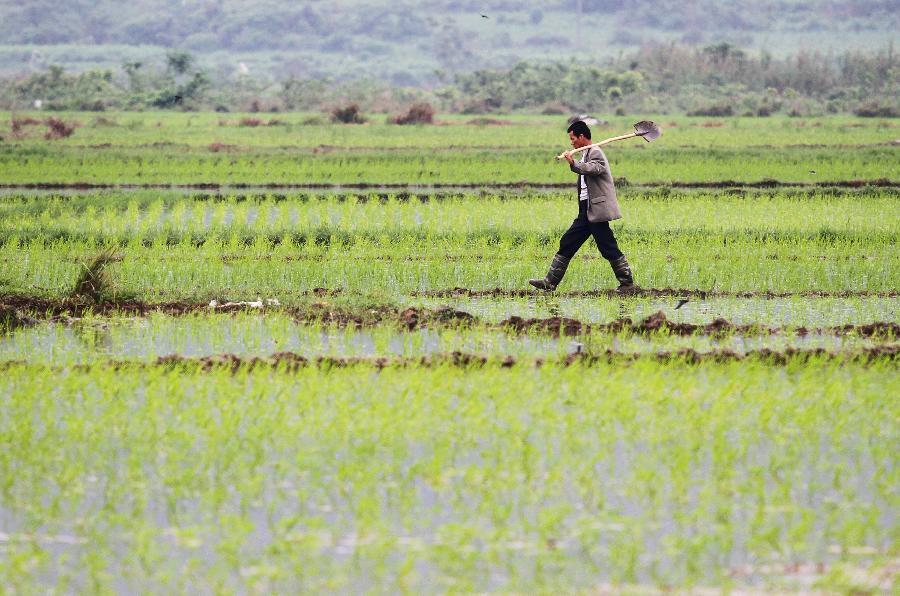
[529,120,635,292]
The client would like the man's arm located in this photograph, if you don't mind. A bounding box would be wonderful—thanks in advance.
[568,151,609,176]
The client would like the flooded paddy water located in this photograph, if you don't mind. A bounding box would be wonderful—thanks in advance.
[0,306,895,365]
[1,141,898,591]
[0,361,896,592]
[414,294,899,328]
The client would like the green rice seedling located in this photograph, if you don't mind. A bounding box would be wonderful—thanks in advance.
[1,144,896,185]
[0,110,895,594]
[0,113,897,185]
[1,188,897,299]
[68,246,120,303]
[0,361,896,592]
[2,113,896,149]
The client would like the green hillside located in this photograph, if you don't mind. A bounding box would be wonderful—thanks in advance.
[0,0,897,83]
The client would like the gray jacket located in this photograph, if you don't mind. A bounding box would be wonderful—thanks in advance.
[569,147,621,223]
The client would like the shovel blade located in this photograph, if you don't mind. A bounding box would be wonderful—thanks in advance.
[633,120,662,142]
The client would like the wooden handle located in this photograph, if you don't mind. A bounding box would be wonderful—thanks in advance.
[556,132,639,160]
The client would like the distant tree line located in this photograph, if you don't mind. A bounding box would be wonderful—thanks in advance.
[2,51,211,111]
[450,44,899,116]
[0,44,897,117]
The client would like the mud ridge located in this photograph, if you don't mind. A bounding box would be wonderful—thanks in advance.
[499,311,900,338]
[0,295,204,319]
[3,297,898,339]
[0,296,476,330]
[418,287,898,299]
[1,179,897,191]
[3,347,896,373]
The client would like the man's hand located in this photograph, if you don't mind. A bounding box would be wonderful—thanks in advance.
[562,151,574,165]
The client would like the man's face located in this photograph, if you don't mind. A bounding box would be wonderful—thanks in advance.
[569,131,590,148]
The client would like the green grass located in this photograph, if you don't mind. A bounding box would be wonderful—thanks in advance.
[4,113,898,148]
[1,114,898,185]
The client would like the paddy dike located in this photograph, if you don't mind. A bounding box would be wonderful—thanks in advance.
[144,345,900,368]
[1,178,898,192]
[2,345,896,373]
[497,311,900,339]
[3,296,898,340]
[417,287,899,299]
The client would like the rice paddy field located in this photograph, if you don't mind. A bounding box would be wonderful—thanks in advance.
[1,112,898,593]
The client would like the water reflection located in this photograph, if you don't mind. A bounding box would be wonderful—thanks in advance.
[0,314,889,366]
[421,295,899,327]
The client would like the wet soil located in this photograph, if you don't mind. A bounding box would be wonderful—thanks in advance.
[0,304,40,332]
[500,311,900,338]
[0,294,203,318]
[418,287,899,299]
[3,346,894,373]
[1,179,897,191]
[2,296,897,339]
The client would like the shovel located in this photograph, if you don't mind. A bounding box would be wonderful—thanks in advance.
[556,120,662,160]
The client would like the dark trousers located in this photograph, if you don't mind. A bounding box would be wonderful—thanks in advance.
[558,200,623,261]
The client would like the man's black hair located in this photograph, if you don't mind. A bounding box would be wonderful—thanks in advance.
[567,120,591,140]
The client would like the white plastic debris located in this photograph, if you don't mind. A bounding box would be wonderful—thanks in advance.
[208,297,281,309]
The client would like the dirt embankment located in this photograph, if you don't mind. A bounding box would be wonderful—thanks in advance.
[499,311,900,338]
[3,345,892,374]
[0,295,476,331]
[1,179,897,191]
[0,294,201,320]
[2,296,898,339]
[418,287,899,299]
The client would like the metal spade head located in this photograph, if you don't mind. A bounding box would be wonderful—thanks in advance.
[633,120,662,142]
[568,114,601,127]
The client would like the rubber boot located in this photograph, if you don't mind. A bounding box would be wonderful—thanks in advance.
[610,255,636,292]
[529,253,570,291]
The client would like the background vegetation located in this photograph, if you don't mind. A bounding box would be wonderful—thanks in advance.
[0,1,897,115]
[1,0,897,83]
[1,45,897,116]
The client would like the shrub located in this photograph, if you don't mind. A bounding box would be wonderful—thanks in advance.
[854,102,899,118]
[91,116,120,127]
[330,103,366,124]
[688,103,734,117]
[390,102,435,125]
[239,117,263,127]
[466,118,512,126]
[242,99,282,113]
[12,116,42,127]
[44,117,76,139]
[460,98,502,114]
[10,116,42,137]
[540,101,569,115]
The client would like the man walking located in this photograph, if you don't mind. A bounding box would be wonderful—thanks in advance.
[529,120,635,292]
